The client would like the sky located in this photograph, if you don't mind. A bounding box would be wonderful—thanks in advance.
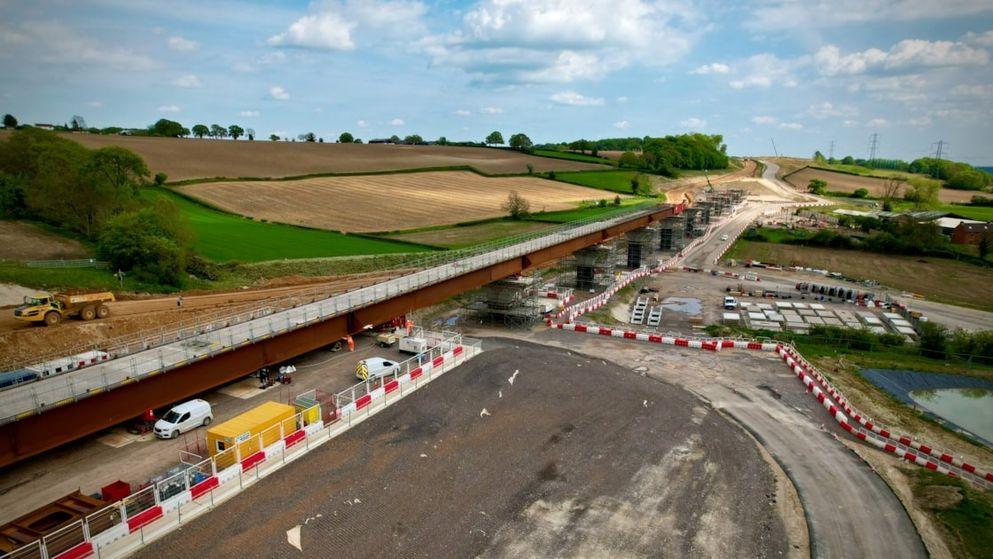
[1,0,993,163]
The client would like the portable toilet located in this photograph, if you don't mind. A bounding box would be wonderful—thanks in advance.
[206,401,296,458]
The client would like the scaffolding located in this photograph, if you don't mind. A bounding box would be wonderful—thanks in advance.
[575,243,617,290]
[683,208,706,237]
[659,215,685,252]
[465,271,545,328]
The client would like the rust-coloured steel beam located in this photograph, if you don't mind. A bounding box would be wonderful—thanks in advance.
[0,206,674,466]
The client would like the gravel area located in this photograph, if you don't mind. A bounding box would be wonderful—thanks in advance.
[136,340,788,558]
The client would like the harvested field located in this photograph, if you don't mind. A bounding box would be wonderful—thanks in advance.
[728,241,993,311]
[784,167,975,203]
[135,341,789,559]
[0,221,89,261]
[12,132,607,180]
[178,171,620,233]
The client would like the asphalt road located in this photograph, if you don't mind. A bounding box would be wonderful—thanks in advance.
[526,329,928,559]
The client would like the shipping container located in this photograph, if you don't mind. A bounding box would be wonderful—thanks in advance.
[206,401,296,458]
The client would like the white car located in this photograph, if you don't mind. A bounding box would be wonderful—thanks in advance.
[723,296,738,310]
[720,234,729,241]
[355,357,400,381]
[154,399,213,439]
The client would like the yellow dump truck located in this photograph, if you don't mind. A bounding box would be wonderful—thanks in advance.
[14,292,115,326]
[206,401,297,459]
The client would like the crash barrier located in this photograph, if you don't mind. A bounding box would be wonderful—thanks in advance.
[5,333,482,559]
[551,322,992,489]
[1,204,671,425]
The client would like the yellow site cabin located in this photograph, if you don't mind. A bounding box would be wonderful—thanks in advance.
[206,401,297,457]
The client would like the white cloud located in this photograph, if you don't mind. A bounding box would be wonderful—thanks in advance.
[728,53,799,89]
[172,74,201,88]
[549,90,604,106]
[269,85,290,100]
[964,30,993,47]
[843,119,859,128]
[616,96,629,103]
[680,117,706,128]
[268,1,427,50]
[751,115,778,125]
[777,122,803,130]
[422,0,702,84]
[480,107,503,114]
[907,115,932,127]
[814,40,988,76]
[390,118,405,125]
[87,100,103,108]
[2,21,156,72]
[749,1,993,29]
[455,109,472,116]
[950,84,993,97]
[866,118,887,127]
[806,101,857,119]
[167,36,198,52]
[356,119,368,128]
[690,62,730,75]
[239,110,260,117]
[158,104,181,113]
[614,120,630,129]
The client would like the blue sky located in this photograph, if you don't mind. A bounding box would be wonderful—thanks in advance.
[2,0,992,163]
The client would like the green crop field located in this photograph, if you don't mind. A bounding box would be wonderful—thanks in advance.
[941,204,993,221]
[527,200,657,223]
[533,149,615,166]
[142,187,429,262]
[554,170,642,194]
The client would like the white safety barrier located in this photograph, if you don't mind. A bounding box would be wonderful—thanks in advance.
[6,333,482,559]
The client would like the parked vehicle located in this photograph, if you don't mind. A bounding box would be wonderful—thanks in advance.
[399,336,427,354]
[154,399,213,439]
[720,234,729,241]
[355,357,399,381]
[0,370,39,390]
[14,292,115,326]
[376,330,400,347]
[723,296,738,310]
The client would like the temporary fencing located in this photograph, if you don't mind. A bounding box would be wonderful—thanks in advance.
[5,332,482,559]
[550,321,993,489]
[1,203,669,424]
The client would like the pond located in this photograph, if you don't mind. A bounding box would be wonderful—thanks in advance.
[909,388,993,443]
[659,297,702,315]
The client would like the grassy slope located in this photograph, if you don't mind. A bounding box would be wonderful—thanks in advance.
[913,470,993,559]
[532,149,617,166]
[554,170,642,194]
[726,240,993,311]
[142,187,428,262]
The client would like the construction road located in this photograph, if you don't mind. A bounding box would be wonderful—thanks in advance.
[522,328,928,559]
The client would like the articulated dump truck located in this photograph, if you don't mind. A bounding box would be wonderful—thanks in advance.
[14,291,115,326]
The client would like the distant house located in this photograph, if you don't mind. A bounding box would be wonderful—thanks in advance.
[368,138,390,144]
[951,222,993,245]
[935,217,983,236]
[34,123,55,131]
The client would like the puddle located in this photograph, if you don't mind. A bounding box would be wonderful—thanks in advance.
[909,388,993,443]
[659,297,702,315]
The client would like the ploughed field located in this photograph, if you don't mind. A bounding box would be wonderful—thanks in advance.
[784,167,975,203]
[135,341,788,559]
[41,133,608,180]
[178,171,623,233]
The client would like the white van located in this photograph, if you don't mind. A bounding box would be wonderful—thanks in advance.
[355,357,400,381]
[723,296,738,310]
[154,399,213,439]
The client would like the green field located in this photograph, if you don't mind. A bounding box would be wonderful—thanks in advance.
[527,200,656,223]
[941,204,993,221]
[554,170,643,194]
[142,187,429,262]
[814,164,932,181]
[532,149,615,166]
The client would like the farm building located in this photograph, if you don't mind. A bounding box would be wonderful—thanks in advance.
[951,222,993,245]
[935,216,983,236]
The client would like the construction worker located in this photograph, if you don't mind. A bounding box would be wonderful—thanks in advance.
[346,335,355,352]
[405,319,414,336]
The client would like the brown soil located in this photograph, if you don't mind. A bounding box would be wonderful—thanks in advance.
[783,167,975,203]
[178,171,621,233]
[135,341,789,559]
[917,485,964,511]
[659,159,758,204]
[0,270,406,367]
[0,132,608,180]
[0,221,89,261]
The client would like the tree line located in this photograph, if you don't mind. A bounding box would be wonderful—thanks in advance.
[813,151,991,192]
[0,128,194,286]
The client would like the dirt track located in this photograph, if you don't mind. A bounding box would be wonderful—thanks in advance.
[178,171,621,233]
[657,159,758,204]
[0,270,406,366]
[0,132,607,180]
[136,341,791,559]
[0,221,89,261]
